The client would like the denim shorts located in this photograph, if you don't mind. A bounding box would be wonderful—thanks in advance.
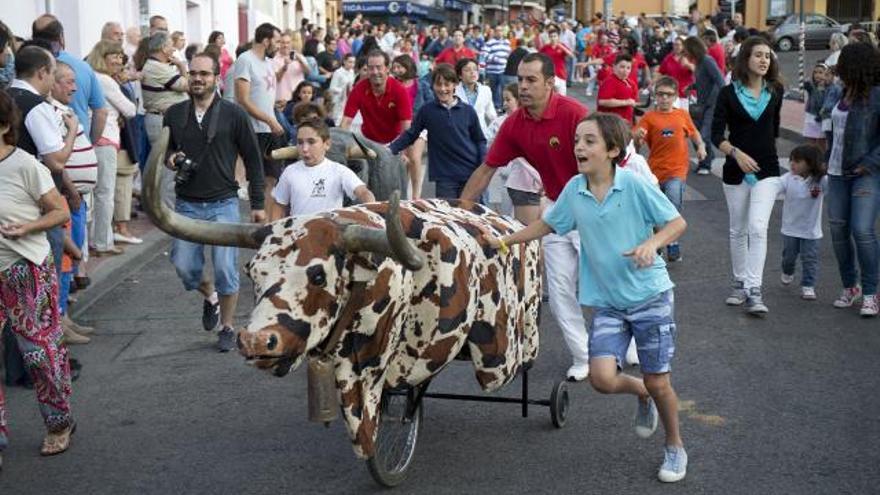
[170,197,241,295]
[589,290,677,374]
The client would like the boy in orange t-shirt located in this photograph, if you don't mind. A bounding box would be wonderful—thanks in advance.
[634,76,707,262]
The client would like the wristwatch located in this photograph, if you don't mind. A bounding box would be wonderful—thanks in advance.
[728,146,738,158]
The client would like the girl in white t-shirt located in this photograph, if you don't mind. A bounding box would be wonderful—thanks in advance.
[270,119,375,221]
[777,144,828,301]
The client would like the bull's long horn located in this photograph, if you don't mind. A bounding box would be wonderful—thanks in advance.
[341,191,424,271]
[271,145,376,161]
[142,127,264,249]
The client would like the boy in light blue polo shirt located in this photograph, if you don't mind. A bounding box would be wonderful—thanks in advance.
[486,113,688,483]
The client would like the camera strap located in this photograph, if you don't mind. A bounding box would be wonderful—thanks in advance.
[181,97,222,165]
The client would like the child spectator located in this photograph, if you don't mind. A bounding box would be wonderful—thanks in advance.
[58,207,90,344]
[388,63,486,199]
[598,54,638,123]
[802,63,829,151]
[777,144,828,300]
[282,80,316,127]
[634,76,707,261]
[269,119,374,220]
[485,113,689,483]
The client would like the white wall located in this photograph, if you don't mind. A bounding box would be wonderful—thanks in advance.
[5,0,48,41]
[4,0,272,59]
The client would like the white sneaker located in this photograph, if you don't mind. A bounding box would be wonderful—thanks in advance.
[625,338,640,367]
[566,363,589,382]
[781,273,794,285]
[801,286,816,300]
[833,286,862,308]
[860,295,879,317]
[114,233,143,245]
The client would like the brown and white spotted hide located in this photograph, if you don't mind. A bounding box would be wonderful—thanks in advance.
[237,199,541,459]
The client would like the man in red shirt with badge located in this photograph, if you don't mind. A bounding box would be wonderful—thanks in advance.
[539,26,575,96]
[460,52,592,382]
[598,53,638,123]
[434,29,476,67]
[341,49,412,144]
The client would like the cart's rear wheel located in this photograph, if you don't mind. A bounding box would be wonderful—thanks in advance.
[550,381,570,428]
[366,390,423,487]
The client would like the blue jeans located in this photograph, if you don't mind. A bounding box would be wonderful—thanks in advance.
[135,114,150,173]
[170,197,241,295]
[697,106,715,171]
[486,72,504,111]
[46,225,64,283]
[781,235,820,287]
[660,178,685,247]
[827,174,880,295]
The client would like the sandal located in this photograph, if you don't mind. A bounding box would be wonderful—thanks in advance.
[40,422,76,456]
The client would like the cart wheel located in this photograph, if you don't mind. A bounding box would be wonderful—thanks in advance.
[550,381,570,428]
[366,390,423,487]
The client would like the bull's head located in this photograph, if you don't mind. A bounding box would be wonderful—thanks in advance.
[143,128,423,377]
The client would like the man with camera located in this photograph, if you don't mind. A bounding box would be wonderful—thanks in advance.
[164,53,266,352]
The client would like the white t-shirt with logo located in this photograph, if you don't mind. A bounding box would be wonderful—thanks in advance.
[273,159,365,215]
[0,148,57,271]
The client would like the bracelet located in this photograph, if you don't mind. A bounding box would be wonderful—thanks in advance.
[498,237,510,255]
[729,146,738,157]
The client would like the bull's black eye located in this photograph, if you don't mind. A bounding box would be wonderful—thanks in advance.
[306,265,327,287]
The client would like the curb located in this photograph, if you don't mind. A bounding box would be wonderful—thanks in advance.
[70,227,171,320]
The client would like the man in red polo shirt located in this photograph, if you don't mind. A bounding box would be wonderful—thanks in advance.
[539,26,574,96]
[598,54,638,123]
[341,49,412,144]
[434,29,476,67]
[460,52,592,382]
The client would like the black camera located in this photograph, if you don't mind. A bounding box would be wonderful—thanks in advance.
[173,153,199,185]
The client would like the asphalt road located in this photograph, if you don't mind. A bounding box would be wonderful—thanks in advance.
[3,167,879,494]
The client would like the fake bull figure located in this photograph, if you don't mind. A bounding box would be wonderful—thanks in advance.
[143,128,542,461]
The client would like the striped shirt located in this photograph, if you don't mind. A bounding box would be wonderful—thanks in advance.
[142,58,188,114]
[49,99,98,193]
[480,38,511,75]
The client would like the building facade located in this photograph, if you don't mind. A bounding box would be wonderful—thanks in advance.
[4,0,333,58]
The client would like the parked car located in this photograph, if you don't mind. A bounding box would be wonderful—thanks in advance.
[770,13,844,51]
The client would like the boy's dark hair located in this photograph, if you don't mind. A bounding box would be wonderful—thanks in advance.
[292,101,327,124]
[789,144,827,181]
[432,63,458,84]
[580,113,628,168]
[297,117,331,142]
[654,75,678,92]
[254,23,280,44]
[15,45,54,78]
[0,90,21,145]
[614,53,633,65]
[454,57,478,77]
[521,52,555,80]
